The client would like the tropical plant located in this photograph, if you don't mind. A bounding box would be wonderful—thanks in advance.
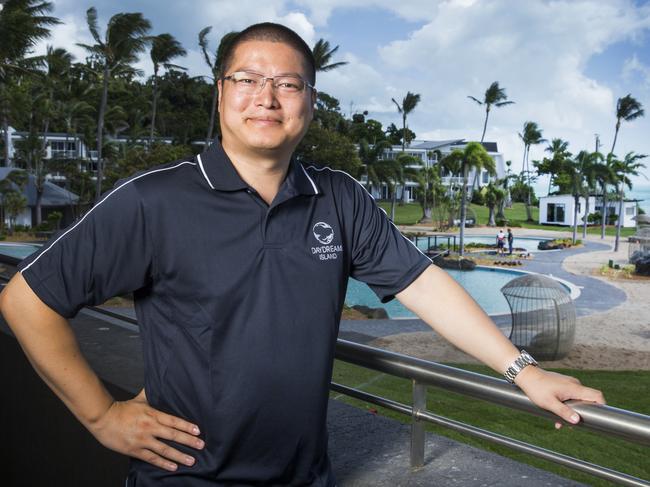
[77,7,151,200]
[439,142,496,255]
[0,168,28,232]
[391,92,420,203]
[611,94,644,155]
[358,139,392,192]
[0,0,60,166]
[484,183,506,227]
[468,81,515,143]
[198,27,238,145]
[518,121,546,221]
[312,39,348,72]
[594,155,618,239]
[611,152,647,251]
[536,138,570,195]
[3,190,27,234]
[580,151,603,239]
[149,33,186,142]
[467,81,514,194]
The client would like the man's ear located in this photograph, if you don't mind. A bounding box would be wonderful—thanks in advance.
[311,89,317,108]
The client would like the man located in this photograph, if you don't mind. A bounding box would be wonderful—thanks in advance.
[497,228,506,255]
[0,23,603,486]
[508,228,515,255]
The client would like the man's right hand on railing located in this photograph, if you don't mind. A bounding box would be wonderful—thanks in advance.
[90,388,205,472]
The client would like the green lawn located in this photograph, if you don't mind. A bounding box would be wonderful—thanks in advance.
[331,360,650,486]
[376,200,636,237]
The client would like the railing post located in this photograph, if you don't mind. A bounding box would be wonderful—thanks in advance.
[411,380,426,469]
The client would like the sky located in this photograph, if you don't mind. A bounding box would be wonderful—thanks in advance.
[32,0,650,197]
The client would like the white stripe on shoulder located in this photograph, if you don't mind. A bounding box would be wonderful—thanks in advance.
[20,160,197,274]
[299,164,319,194]
[196,154,215,189]
[303,165,431,262]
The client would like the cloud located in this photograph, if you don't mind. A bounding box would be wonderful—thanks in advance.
[622,54,650,87]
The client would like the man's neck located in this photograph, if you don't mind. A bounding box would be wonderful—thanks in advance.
[221,140,292,205]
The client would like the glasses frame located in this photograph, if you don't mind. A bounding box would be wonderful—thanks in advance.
[222,71,315,96]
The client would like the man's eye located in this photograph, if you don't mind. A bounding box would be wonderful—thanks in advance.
[238,77,257,85]
[278,80,301,90]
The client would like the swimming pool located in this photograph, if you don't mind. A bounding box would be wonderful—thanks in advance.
[412,235,552,253]
[0,242,42,259]
[346,267,531,318]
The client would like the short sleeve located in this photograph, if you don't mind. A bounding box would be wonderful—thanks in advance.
[17,180,153,318]
[348,181,431,303]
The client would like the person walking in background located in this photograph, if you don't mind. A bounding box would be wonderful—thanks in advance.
[507,228,514,255]
[496,229,506,255]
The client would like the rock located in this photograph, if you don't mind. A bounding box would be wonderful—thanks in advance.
[433,256,476,270]
[351,305,389,319]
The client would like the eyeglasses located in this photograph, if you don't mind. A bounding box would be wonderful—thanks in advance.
[222,71,315,96]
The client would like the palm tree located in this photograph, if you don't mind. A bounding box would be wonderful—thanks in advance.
[580,152,603,239]
[466,82,514,196]
[0,0,60,166]
[611,94,644,155]
[391,92,420,202]
[612,152,647,251]
[77,7,151,201]
[468,81,515,143]
[440,142,496,255]
[484,182,506,227]
[595,154,618,239]
[358,139,392,193]
[149,33,186,142]
[312,39,348,72]
[518,121,546,221]
[198,27,238,145]
[539,138,570,195]
[562,150,590,244]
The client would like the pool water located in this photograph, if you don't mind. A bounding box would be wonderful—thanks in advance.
[346,267,528,318]
[0,243,42,259]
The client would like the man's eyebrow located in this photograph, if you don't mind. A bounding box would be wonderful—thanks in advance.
[235,68,306,78]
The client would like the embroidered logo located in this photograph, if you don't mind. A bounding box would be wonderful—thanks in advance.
[313,222,334,245]
[311,221,343,261]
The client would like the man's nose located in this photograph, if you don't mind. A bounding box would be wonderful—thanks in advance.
[255,79,279,108]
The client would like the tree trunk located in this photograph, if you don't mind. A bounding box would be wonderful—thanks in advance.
[390,183,396,221]
[459,165,468,256]
[614,187,623,252]
[582,193,589,239]
[600,186,607,239]
[611,120,620,155]
[206,81,218,145]
[35,189,43,226]
[149,74,159,144]
[95,66,109,202]
[572,194,579,244]
[488,205,496,226]
[2,115,10,167]
[480,108,489,143]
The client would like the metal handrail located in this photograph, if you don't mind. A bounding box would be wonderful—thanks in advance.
[334,339,650,486]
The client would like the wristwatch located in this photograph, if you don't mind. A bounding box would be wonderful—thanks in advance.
[504,350,538,383]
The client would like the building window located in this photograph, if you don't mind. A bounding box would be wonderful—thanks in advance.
[482,171,489,184]
[626,206,635,216]
[51,140,76,158]
[547,203,565,223]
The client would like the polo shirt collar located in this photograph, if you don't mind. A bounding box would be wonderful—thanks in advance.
[196,138,319,196]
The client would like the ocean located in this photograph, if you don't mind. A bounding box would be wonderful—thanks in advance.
[629,186,650,214]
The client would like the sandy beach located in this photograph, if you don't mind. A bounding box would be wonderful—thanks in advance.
[370,228,650,370]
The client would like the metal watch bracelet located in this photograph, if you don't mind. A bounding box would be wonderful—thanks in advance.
[504,350,538,383]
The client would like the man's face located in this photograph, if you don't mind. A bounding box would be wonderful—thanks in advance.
[218,40,315,159]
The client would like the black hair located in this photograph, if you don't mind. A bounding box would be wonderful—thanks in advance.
[221,22,316,85]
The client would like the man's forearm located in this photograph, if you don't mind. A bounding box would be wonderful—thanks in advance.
[0,273,114,430]
[397,265,521,374]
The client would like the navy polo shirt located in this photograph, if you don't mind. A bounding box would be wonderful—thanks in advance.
[18,140,432,486]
